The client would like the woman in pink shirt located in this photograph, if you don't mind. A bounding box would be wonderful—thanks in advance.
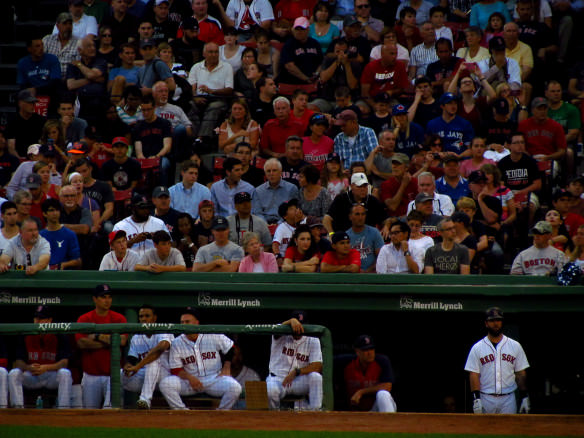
[302,113,333,170]
[459,137,494,177]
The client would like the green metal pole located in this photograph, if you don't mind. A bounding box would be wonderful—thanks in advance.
[321,327,334,411]
[110,333,121,409]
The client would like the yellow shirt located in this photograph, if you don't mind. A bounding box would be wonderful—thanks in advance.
[456,46,490,63]
[506,41,533,73]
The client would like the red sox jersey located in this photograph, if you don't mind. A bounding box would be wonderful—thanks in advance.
[269,335,322,379]
[112,216,168,255]
[15,334,70,365]
[128,333,174,370]
[169,334,233,378]
[464,335,529,394]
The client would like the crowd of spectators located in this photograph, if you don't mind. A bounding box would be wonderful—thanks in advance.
[2,0,584,277]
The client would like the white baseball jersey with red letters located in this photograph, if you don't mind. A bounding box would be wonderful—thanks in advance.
[464,335,529,394]
[269,335,322,379]
[128,333,174,370]
[169,334,233,378]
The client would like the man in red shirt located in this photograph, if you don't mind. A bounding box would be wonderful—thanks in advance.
[261,96,304,158]
[320,231,361,272]
[380,153,418,217]
[518,97,566,162]
[552,190,584,238]
[76,284,127,408]
[361,44,409,108]
[184,0,224,45]
[344,334,396,412]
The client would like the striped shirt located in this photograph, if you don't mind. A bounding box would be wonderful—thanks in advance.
[410,43,439,78]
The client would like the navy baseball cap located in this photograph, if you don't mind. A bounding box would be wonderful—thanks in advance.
[234,192,252,204]
[94,284,113,297]
[493,98,510,115]
[309,113,329,127]
[182,306,201,321]
[132,193,154,208]
[489,36,506,52]
[25,173,42,189]
[152,186,170,199]
[392,103,408,115]
[485,307,504,321]
[182,17,199,30]
[353,334,375,350]
[39,143,56,157]
[212,216,229,230]
[326,152,341,163]
[332,231,350,244]
[468,170,487,184]
[140,38,156,49]
[290,310,308,323]
[374,92,391,103]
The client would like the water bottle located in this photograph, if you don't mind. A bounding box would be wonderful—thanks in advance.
[36,395,43,409]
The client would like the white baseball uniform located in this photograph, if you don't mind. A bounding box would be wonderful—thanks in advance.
[464,335,529,413]
[9,368,72,408]
[122,333,174,407]
[159,334,242,410]
[266,334,323,410]
[0,367,7,408]
[98,249,140,271]
[112,216,168,256]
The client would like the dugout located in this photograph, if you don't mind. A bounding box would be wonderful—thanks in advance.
[0,271,583,413]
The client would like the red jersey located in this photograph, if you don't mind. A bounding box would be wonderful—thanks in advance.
[302,135,334,170]
[76,309,127,376]
[380,177,418,217]
[261,118,304,155]
[321,249,361,268]
[563,212,584,237]
[177,16,224,45]
[274,0,316,21]
[344,354,394,411]
[284,246,320,262]
[17,334,70,365]
[518,117,567,157]
[361,60,409,97]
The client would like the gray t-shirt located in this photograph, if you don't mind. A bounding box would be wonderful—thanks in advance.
[3,235,51,270]
[510,245,567,276]
[139,247,185,267]
[195,241,244,264]
[424,242,469,274]
[227,214,272,247]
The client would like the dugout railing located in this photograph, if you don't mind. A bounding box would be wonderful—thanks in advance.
[0,322,334,410]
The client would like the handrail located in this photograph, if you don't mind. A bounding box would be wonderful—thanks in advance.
[0,323,334,410]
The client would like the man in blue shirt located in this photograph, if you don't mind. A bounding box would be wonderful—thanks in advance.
[108,43,140,104]
[168,160,211,220]
[253,158,299,224]
[435,156,470,205]
[40,198,81,270]
[17,37,62,116]
[346,203,384,272]
[210,157,255,217]
[426,93,474,156]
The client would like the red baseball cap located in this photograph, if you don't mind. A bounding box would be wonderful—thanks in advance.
[112,137,129,146]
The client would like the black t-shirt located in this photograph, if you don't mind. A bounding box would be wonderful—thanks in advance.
[278,36,323,84]
[242,165,265,187]
[101,158,142,190]
[153,19,179,44]
[96,118,131,144]
[0,151,22,186]
[328,36,371,64]
[132,117,172,158]
[170,38,204,71]
[102,13,139,47]
[363,113,391,135]
[66,58,108,97]
[327,191,387,232]
[251,97,275,128]
[318,56,364,101]
[518,20,556,53]
[155,207,181,235]
[482,118,517,145]
[5,112,46,158]
[413,101,441,129]
[193,221,214,246]
[472,194,502,228]
[497,153,541,191]
[83,180,115,210]
[279,157,309,188]
[426,57,461,88]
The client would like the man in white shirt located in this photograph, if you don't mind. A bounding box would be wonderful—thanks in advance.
[53,0,98,39]
[214,0,274,40]
[376,220,424,274]
[407,171,454,216]
[99,230,140,271]
[188,42,233,140]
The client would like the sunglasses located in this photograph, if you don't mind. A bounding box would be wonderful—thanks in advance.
[356,4,370,8]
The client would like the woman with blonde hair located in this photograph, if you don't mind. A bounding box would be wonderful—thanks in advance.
[33,161,60,199]
[217,98,260,155]
[67,172,100,230]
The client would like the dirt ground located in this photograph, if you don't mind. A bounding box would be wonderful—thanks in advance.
[1,410,584,435]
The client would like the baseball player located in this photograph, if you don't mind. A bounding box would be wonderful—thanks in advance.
[8,305,72,408]
[112,194,168,256]
[266,311,323,411]
[344,335,397,413]
[159,308,242,410]
[0,336,10,408]
[76,285,128,408]
[464,307,530,414]
[122,305,174,409]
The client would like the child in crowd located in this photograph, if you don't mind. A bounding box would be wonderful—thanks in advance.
[321,153,349,201]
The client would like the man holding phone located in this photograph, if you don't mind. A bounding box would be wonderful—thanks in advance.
[376,220,424,274]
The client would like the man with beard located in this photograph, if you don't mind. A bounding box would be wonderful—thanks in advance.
[170,17,204,71]
[112,193,168,257]
[464,307,530,414]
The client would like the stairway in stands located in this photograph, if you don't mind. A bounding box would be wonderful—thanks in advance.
[0,1,67,127]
